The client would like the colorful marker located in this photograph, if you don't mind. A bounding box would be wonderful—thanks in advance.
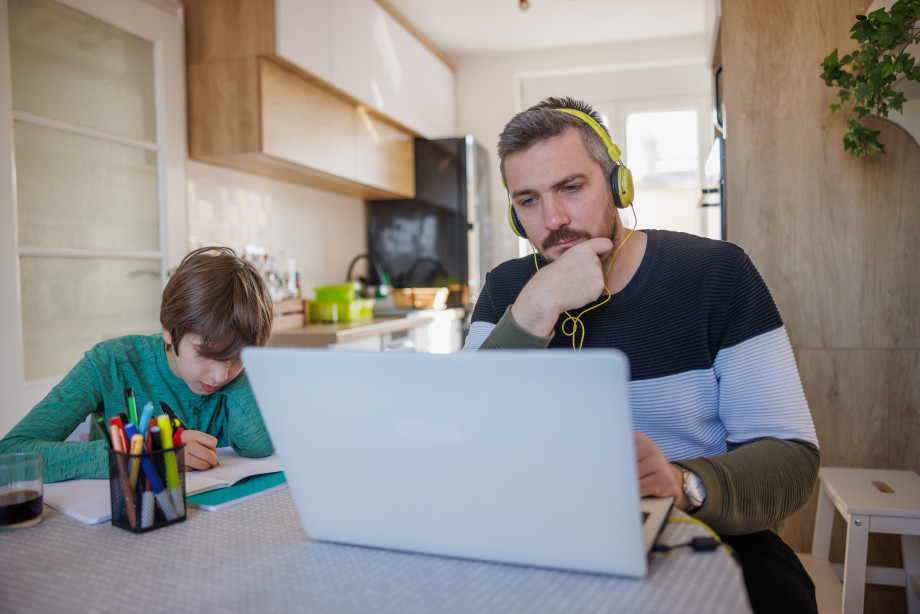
[96,415,113,448]
[110,423,137,529]
[124,388,138,427]
[138,401,154,437]
[157,415,183,512]
[159,401,187,430]
[141,428,178,522]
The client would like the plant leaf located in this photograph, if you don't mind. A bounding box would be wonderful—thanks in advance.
[868,8,891,22]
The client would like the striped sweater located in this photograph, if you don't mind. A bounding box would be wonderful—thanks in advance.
[464,229,819,534]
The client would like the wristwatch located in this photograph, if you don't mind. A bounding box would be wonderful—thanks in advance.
[681,469,707,513]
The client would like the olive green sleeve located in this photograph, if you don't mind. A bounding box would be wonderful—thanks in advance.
[675,437,820,535]
[479,306,554,350]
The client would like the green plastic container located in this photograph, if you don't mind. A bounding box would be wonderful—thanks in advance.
[313,282,361,302]
[308,299,374,324]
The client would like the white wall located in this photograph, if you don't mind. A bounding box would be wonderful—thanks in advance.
[453,34,712,267]
[186,161,367,297]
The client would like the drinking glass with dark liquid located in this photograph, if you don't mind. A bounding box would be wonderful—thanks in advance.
[0,452,43,530]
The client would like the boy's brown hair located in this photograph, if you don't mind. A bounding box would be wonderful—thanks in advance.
[160,246,273,361]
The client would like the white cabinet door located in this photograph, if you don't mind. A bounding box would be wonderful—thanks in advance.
[275,0,331,83]
[330,0,373,105]
[391,21,456,138]
[328,0,455,138]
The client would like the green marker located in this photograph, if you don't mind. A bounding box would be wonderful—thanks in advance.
[124,387,138,426]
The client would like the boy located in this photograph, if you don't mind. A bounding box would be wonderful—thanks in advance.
[0,246,275,482]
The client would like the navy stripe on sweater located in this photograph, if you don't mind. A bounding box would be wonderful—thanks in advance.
[469,230,784,383]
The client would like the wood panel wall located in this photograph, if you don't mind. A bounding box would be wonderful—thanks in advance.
[723,1,920,611]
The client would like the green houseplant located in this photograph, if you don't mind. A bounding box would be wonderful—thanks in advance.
[821,0,920,157]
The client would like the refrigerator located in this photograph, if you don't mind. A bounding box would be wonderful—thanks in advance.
[366,136,492,307]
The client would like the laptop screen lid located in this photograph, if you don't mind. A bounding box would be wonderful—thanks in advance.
[242,347,656,577]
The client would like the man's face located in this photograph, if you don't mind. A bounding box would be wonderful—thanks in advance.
[162,330,243,396]
[504,127,619,263]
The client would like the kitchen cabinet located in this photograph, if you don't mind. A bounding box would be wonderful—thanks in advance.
[276,0,456,139]
[274,0,330,81]
[185,0,455,199]
[330,0,455,138]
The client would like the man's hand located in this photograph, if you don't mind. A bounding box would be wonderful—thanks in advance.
[510,237,613,336]
[634,431,691,510]
[180,430,219,471]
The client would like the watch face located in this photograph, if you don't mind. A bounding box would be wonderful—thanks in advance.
[683,471,705,508]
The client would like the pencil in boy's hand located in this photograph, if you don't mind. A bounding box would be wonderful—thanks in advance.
[159,401,187,430]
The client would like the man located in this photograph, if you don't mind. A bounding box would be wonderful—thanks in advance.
[464,97,819,614]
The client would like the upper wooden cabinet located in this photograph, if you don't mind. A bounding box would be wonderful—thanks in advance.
[184,0,456,199]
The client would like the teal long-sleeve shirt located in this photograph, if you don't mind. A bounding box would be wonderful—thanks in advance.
[0,334,274,482]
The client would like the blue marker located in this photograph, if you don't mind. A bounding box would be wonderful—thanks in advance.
[140,449,178,521]
[138,401,154,436]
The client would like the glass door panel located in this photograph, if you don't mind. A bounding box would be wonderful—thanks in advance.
[8,0,165,382]
[20,256,162,380]
[8,0,156,141]
[14,121,159,252]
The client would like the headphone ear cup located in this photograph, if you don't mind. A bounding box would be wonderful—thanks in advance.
[507,203,527,238]
[610,165,635,209]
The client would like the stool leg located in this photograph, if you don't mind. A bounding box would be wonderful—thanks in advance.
[903,534,920,614]
[842,514,869,614]
[812,483,834,560]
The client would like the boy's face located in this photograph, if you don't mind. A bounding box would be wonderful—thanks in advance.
[162,329,244,395]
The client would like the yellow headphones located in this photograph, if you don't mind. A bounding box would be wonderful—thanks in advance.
[507,108,634,238]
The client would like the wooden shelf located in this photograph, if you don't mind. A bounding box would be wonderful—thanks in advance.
[185,0,416,199]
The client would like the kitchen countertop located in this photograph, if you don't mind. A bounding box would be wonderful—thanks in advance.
[268,307,465,348]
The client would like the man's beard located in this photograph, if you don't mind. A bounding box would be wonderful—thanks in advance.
[538,199,620,264]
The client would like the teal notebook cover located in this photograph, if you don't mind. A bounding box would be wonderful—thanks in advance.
[187,471,287,510]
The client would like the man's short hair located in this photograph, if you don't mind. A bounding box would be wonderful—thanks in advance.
[497,96,615,186]
[160,246,273,361]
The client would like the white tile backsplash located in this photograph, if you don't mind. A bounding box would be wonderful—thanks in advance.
[186,161,367,296]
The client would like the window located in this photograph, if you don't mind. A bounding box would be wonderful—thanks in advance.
[623,108,700,233]
[595,97,710,237]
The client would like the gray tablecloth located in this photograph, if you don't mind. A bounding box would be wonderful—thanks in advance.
[0,489,751,613]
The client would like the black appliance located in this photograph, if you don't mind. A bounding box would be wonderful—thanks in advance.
[366,136,491,306]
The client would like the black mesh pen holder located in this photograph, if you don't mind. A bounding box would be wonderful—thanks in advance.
[108,444,187,533]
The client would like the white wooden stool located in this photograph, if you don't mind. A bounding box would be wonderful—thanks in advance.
[810,467,920,614]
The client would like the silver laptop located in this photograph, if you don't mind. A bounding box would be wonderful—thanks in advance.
[242,347,672,577]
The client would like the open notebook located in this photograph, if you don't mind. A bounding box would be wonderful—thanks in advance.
[43,448,284,523]
[243,347,673,577]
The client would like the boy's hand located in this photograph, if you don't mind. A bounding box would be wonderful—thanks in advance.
[180,430,219,470]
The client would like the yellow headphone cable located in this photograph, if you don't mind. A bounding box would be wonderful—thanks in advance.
[530,202,638,350]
